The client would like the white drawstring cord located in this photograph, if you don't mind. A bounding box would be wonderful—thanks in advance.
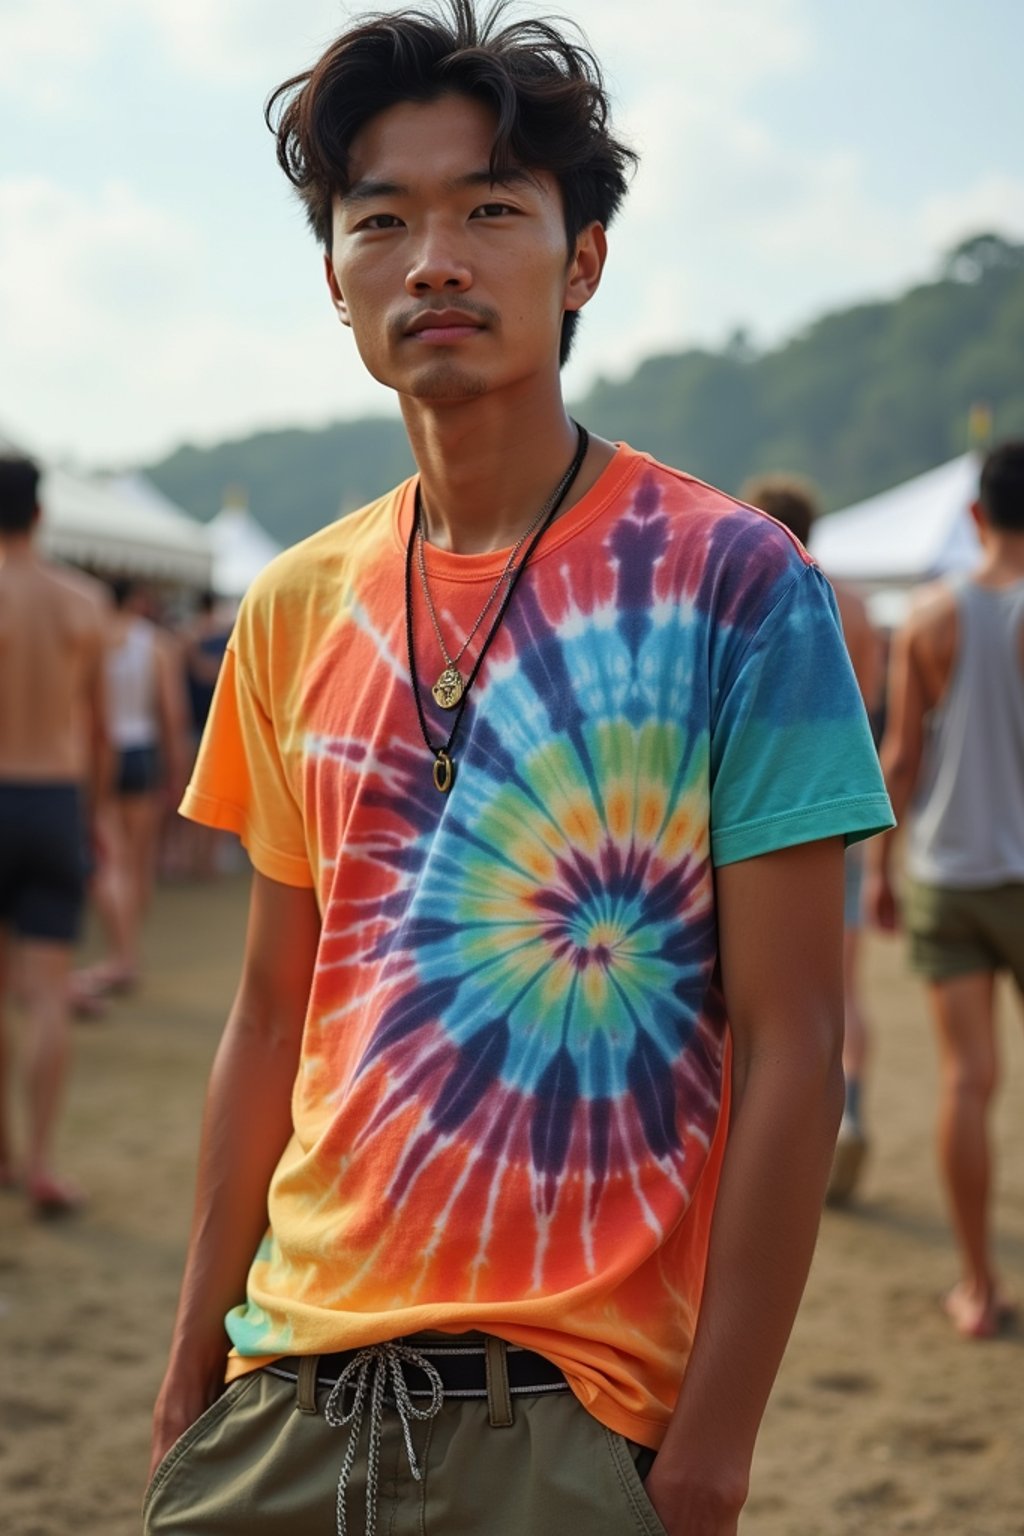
[323,1342,445,1536]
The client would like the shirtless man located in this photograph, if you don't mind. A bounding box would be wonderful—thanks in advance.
[0,454,109,1213]
[867,440,1024,1338]
[741,475,882,1202]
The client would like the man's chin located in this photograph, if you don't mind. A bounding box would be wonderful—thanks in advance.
[401,363,490,402]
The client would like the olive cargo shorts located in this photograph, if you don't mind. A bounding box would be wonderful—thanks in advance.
[142,1355,666,1535]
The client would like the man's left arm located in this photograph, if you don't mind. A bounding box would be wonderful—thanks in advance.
[155,629,192,806]
[645,836,846,1536]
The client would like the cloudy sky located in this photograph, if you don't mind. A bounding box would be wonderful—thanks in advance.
[3,0,1023,468]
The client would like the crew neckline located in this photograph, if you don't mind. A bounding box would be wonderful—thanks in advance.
[391,442,642,582]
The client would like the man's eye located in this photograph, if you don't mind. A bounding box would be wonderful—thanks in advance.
[472,202,516,219]
[357,214,403,231]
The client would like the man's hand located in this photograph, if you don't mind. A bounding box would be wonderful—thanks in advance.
[148,1362,225,1482]
[643,1458,745,1536]
[864,865,900,931]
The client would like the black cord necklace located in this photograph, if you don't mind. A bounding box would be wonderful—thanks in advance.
[405,422,589,794]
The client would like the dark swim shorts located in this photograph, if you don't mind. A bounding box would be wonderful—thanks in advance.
[116,745,162,796]
[0,783,87,943]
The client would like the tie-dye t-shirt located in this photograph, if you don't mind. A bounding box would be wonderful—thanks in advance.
[182,444,892,1449]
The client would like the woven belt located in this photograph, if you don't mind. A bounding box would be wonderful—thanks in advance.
[264,1337,569,1536]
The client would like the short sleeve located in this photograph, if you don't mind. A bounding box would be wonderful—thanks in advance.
[710,564,893,866]
[179,644,314,888]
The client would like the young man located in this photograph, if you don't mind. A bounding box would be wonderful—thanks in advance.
[148,6,892,1533]
[0,454,109,1213]
[740,474,883,1205]
[867,440,1024,1341]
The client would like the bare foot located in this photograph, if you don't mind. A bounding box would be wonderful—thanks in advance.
[74,962,139,997]
[27,1173,87,1219]
[943,1282,1016,1339]
[69,979,108,1021]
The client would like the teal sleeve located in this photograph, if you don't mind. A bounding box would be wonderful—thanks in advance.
[710,565,894,867]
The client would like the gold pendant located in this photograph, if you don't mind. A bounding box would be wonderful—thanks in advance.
[433,750,455,794]
[431,664,465,710]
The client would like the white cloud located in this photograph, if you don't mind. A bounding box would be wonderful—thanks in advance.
[0,0,103,109]
[0,174,391,464]
[129,0,348,85]
[920,172,1024,253]
[0,177,198,344]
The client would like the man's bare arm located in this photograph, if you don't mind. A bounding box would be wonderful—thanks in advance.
[84,604,112,810]
[644,837,845,1536]
[864,601,940,928]
[149,870,320,1478]
[154,632,191,805]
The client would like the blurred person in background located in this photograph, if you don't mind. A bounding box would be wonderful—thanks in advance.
[0,454,109,1214]
[741,474,883,1204]
[867,439,1024,1339]
[77,578,189,997]
[178,591,233,879]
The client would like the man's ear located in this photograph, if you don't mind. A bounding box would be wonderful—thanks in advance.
[969,498,988,538]
[563,222,608,316]
[324,252,351,328]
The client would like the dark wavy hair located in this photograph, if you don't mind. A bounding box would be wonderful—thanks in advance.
[0,455,41,534]
[980,439,1024,532]
[266,0,636,364]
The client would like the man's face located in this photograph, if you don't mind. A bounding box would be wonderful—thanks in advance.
[325,92,603,402]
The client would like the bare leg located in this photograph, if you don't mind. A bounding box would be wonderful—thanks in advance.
[826,925,870,1206]
[77,800,138,992]
[928,970,1006,1337]
[122,791,161,924]
[841,925,869,1090]
[0,926,16,1186]
[20,937,84,1212]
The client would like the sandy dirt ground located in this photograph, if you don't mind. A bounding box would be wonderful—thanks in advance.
[1,872,1022,1535]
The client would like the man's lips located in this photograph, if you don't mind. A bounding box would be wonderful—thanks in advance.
[404,309,486,341]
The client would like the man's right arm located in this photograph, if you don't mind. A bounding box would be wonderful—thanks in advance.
[149,870,320,1478]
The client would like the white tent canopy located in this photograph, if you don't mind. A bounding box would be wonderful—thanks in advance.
[36,467,212,585]
[206,501,282,599]
[810,453,982,584]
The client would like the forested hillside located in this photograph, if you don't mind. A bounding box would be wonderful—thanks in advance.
[146,234,1024,546]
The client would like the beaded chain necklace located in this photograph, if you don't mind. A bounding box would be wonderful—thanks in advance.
[415,445,580,711]
[404,423,589,793]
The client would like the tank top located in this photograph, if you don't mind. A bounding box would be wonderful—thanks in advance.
[907,576,1024,886]
[106,618,159,751]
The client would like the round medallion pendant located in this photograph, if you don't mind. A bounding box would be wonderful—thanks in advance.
[431,665,465,710]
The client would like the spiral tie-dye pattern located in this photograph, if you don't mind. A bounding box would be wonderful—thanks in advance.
[181,444,894,1445]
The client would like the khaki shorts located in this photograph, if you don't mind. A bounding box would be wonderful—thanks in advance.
[904,878,1024,986]
[143,1345,666,1536]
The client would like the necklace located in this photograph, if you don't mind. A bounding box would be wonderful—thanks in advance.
[405,423,589,794]
[417,452,580,710]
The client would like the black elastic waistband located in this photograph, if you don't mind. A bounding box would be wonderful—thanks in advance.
[268,1339,568,1399]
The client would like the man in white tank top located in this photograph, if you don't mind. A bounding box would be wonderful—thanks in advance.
[867,440,1024,1340]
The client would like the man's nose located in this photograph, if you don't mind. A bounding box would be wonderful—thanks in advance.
[405,224,472,295]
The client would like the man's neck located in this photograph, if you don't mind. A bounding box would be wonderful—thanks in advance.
[976,530,1024,586]
[0,532,36,566]
[400,387,604,556]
